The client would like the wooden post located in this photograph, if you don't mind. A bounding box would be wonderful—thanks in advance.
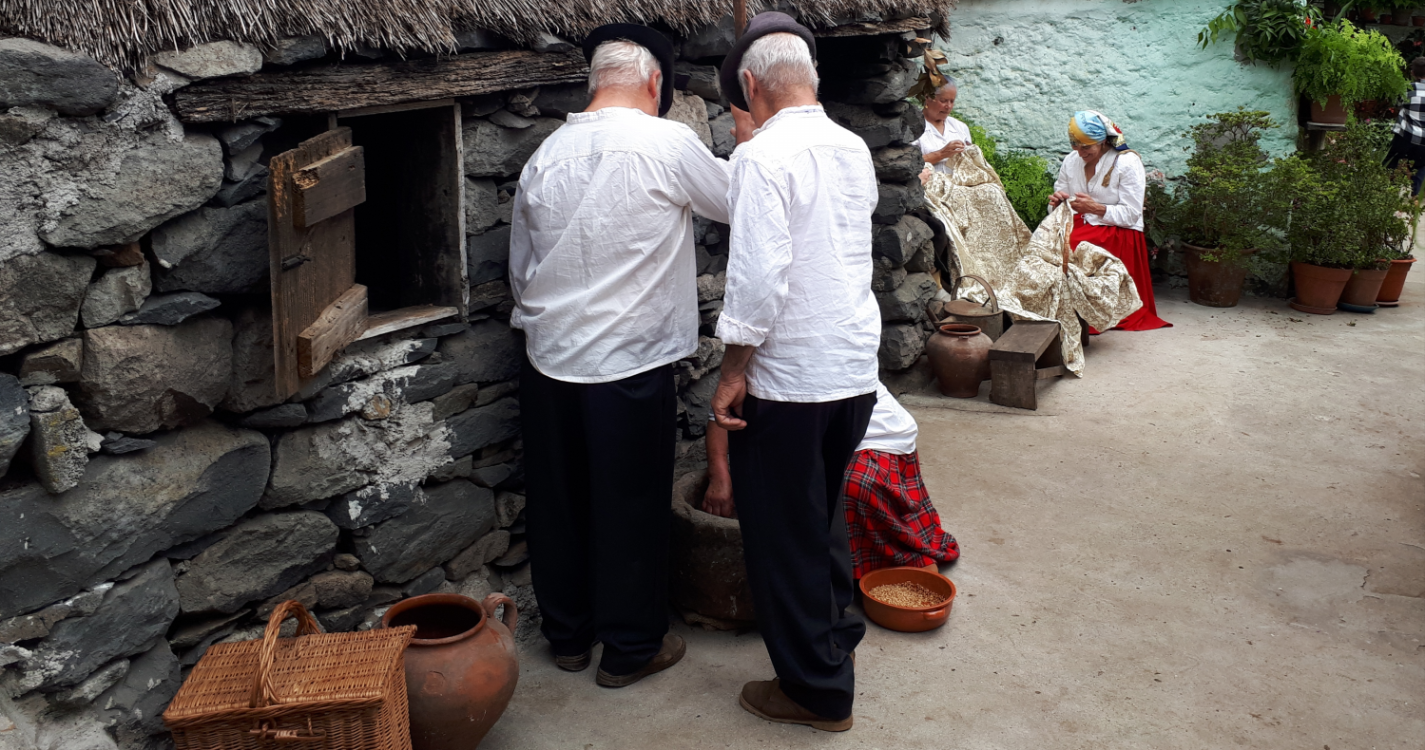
[735,0,747,36]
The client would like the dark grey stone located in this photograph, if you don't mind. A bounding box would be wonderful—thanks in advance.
[446,398,520,459]
[420,322,467,338]
[0,374,28,476]
[874,144,924,183]
[27,385,94,493]
[325,482,421,529]
[18,338,84,386]
[873,182,925,225]
[467,225,510,285]
[468,280,512,313]
[224,141,264,182]
[439,320,521,386]
[263,36,327,66]
[470,462,514,489]
[311,570,373,610]
[872,256,908,293]
[53,658,129,707]
[76,318,233,434]
[0,252,96,356]
[879,323,929,372]
[151,201,268,294]
[118,291,220,326]
[216,117,280,155]
[821,62,917,106]
[675,62,720,102]
[873,214,934,266]
[682,16,735,60]
[709,111,735,158]
[402,567,447,597]
[533,83,589,119]
[305,361,455,423]
[40,134,224,249]
[19,559,177,691]
[403,361,458,403]
[878,272,938,324]
[466,177,499,234]
[222,304,281,414]
[824,101,919,150]
[210,167,268,207]
[175,511,338,614]
[463,93,506,118]
[356,479,495,583]
[463,117,562,177]
[98,639,181,742]
[681,371,719,439]
[100,432,155,455]
[80,262,151,328]
[152,41,263,80]
[238,403,307,429]
[0,422,269,619]
[455,29,515,53]
[0,39,117,116]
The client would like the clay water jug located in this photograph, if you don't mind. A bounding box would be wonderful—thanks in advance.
[925,323,991,398]
[381,593,519,750]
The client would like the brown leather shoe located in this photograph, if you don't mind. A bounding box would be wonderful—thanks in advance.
[595,634,686,687]
[554,649,592,672]
[738,679,853,732]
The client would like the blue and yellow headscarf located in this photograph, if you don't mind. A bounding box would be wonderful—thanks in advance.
[1068,110,1128,150]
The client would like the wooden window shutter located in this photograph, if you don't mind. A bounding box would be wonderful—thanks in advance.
[268,127,369,398]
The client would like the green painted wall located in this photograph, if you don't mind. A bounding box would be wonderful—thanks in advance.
[943,0,1298,176]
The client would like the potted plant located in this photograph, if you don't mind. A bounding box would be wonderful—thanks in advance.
[1294,19,1410,124]
[1199,0,1324,66]
[1161,110,1292,307]
[1377,247,1418,305]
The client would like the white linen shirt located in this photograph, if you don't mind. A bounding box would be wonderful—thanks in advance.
[856,382,917,455]
[509,107,731,383]
[916,116,973,176]
[1053,149,1146,231]
[717,105,881,403]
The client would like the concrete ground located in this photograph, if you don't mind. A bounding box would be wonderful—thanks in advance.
[483,275,1425,750]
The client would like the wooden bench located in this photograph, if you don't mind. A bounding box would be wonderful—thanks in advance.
[988,320,1067,410]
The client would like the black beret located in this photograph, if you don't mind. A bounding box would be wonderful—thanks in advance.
[582,24,676,117]
[718,11,817,112]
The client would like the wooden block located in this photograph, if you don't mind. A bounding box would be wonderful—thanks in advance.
[298,284,368,377]
[989,320,1059,363]
[990,360,1038,410]
[293,146,366,228]
[1035,365,1067,380]
[357,305,459,341]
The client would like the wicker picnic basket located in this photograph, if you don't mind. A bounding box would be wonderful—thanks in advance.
[163,600,416,750]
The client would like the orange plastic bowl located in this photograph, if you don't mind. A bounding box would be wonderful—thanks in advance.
[859,566,957,633]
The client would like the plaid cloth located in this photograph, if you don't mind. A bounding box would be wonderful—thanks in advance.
[843,449,959,580]
[1395,82,1425,145]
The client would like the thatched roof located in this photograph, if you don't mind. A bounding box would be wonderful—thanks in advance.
[0,0,950,72]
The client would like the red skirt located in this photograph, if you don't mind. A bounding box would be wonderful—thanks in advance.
[1072,215,1171,331]
[844,449,959,580]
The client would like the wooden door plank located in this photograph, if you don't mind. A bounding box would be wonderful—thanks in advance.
[294,146,366,228]
[269,127,360,397]
[298,284,368,377]
[357,305,458,341]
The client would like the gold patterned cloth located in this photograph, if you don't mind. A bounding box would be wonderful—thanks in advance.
[921,147,1142,376]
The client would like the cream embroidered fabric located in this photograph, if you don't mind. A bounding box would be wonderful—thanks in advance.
[921,146,1142,376]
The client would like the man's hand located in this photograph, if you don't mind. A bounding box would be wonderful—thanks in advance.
[730,106,756,146]
[702,475,736,518]
[1073,193,1107,215]
[711,372,748,430]
[1049,191,1071,208]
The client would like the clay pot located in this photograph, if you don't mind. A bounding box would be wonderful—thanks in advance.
[925,323,991,399]
[1183,243,1253,308]
[1360,7,1378,22]
[1310,95,1349,125]
[1380,13,1396,24]
[382,593,519,750]
[1339,267,1390,309]
[1377,257,1416,305]
[859,566,956,633]
[1290,261,1352,315]
[1415,15,1425,27]
[669,472,755,626]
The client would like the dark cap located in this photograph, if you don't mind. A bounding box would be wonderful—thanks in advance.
[718,11,817,111]
[582,24,676,117]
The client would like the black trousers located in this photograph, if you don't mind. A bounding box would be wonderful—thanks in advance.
[1385,132,1425,196]
[520,360,675,675]
[729,392,876,720]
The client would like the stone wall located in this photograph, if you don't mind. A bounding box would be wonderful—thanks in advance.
[942,0,1297,176]
[0,24,935,750]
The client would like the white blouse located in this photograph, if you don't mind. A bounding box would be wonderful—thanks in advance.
[856,382,918,456]
[916,116,973,176]
[1053,149,1146,231]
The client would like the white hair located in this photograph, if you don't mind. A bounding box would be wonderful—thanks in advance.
[738,32,819,102]
[588,40,660,107]
[933,78,958,98]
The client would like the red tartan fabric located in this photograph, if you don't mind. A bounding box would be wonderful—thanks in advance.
[843,449,959,580]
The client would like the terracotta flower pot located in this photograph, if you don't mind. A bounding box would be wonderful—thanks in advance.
[382,593,520,750]
[1415,15,1425,27]
[1381,13,1396,24]
[1360,7,1379,21]
[1310,95,1350,125]
[1339,267,1390,309]
[1183,243,1253,308]
[1290,261,1353,314]
[925,323,991,398]
[859,566,956,633]
[1377,257,1416,305]
[1393,12,1410,25]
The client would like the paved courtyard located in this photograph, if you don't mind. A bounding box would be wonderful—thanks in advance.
[484,276,1425,750]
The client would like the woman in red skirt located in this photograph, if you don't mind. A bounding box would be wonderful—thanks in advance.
[704,383,959,579]
[1049,110,1170,331]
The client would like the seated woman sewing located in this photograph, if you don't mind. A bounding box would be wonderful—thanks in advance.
[1049,111,1170,331]
[703,382,959,579]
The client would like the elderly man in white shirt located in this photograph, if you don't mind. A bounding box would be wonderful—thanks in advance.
[710,12,880,732]
[509,23,730,688]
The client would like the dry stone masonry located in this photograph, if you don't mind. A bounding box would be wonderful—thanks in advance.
[0,15,941,750]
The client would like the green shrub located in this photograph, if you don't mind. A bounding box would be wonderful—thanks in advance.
[1293,19,1409,109]
[1198,0,1323,67]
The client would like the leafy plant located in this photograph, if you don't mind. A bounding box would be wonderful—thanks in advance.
[1199,0,1323,66]
[1293,19,1410,108]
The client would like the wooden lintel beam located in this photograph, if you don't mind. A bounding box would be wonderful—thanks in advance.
[814,16,931,38]
[175,49,589,123]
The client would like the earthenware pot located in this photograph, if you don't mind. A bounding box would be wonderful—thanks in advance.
[1415,15,1425,27]
[1339,267,1389,309]
[1377,257,1416,305]
[925,323,991,398]
[859,566,956,633]
[382,593,519,750]
[1310,95,1349,125]
[1359,7,1378,22]
[1290,261,1352,314]
[1183,243,1254,308]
